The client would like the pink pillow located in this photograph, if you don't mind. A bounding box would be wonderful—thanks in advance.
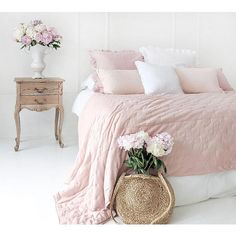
[90,50,144,92]
[175,67,223,93]
[217,69,234,91]
[90,50,144,69]
[96,69,144,94]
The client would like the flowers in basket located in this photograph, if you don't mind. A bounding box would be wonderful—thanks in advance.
[13,19,62,50]
[118,131,173,175]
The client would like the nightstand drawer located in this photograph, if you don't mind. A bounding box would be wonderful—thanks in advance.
[21,95,59,105]
[20,82,60,95]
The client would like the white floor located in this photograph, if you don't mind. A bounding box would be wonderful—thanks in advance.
[0,137,236,225]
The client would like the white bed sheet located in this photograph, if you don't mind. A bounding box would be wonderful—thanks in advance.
[72,90,236,208]
[170,195,236,224]
[168,170,236,206]
[107,196,236,224]
[72,89,94,117]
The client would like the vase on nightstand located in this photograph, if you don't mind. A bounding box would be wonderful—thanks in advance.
[30,44,47,79]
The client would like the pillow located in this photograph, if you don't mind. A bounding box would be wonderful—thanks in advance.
[135,61,183,95]
[80,74,96,91]
[88,72,104,93]
[175,67,223,93]
[90,50,144,70]
[90,50,144,93]
[139,46,196,67]
[96,69,144,94]
[217,69,234,91]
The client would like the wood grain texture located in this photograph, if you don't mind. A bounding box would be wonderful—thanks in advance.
[20,95,59,105]
[14,77,64,82]
[14,78,64,151]
[20,82,61,95]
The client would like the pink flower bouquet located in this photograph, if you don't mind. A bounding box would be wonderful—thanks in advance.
[118,131,174,175]
[13,19,62,50]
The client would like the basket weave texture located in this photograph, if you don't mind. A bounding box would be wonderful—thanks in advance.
[110,172,175,224]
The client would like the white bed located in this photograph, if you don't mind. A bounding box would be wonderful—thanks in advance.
[107,196,236,224]
[72,81,236,224]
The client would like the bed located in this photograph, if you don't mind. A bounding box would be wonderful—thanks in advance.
[54,87,236,224]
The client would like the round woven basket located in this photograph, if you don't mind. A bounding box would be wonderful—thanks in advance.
[110,172,175,224]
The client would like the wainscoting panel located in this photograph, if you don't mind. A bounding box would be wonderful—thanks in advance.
[108,13,174,50]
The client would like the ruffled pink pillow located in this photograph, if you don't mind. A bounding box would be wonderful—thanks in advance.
[89,50,144,92]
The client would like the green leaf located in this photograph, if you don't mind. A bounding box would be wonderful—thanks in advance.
[20,45,26,50]
[153,157,158,167]
[139,169,146,174]
[31,40,37,46]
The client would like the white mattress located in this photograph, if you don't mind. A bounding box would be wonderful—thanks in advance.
[72,89,236,220]
[168,170,236,206]
[107,196,236,224]
[170,195,236,224]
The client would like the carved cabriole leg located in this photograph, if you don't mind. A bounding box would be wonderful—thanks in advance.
[58,106,64,148]
[14,108,21,151]
[55,107,59,140]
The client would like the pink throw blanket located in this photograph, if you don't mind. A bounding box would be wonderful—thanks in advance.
[55,92,236,224]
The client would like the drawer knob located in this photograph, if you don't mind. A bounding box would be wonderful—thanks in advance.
[34,87,47,93]
[34,99,44,105]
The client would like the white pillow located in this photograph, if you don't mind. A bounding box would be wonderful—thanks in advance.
[135,61,183,94]
[139,46,196,66]
[80,74,95,91]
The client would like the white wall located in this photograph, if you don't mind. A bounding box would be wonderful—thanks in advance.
[1,12,236,139]
[0,13,79,139]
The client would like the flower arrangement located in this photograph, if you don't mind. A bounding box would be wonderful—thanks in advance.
[118,131,173,175]
[13,19,62,50]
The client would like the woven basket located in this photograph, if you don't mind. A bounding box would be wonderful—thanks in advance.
[110,172,175,224]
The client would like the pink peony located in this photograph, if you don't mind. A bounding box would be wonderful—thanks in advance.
[48,27,57,36]
[35,32,43,43]
[14,20,62,50]
[42,31,53,45]
[147,132,174,155]
[21,35,32,46]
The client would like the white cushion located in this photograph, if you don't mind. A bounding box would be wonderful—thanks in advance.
[139,46,196,66]
[135,61,183,94]
[80,74,95,91]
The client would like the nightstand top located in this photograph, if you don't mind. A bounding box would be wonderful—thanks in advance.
[14,77,64,83]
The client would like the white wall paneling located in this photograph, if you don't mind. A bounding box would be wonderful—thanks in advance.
[0,12,236,139]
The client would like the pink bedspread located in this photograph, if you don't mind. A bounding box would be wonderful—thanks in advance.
[55,92,236,224]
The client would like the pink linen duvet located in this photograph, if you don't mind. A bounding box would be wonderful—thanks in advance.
[55,92,236,224]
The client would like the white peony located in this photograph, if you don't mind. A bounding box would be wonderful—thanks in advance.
[136,131,149,142]
[34,24,47,33]
[118,131,149,151]
[26,26,36,39]
[146,142,166,157]
[13,24,26,42]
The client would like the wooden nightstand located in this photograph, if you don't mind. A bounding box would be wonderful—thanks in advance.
[14,77,65,151]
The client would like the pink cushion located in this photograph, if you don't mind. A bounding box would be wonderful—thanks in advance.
[217,69,234,91]
[96,69,144,94]
[90,50,144,69]
[90,50,144,92]
[175,67,223,93]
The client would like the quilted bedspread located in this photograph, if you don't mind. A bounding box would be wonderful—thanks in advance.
[54,92,236,224]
